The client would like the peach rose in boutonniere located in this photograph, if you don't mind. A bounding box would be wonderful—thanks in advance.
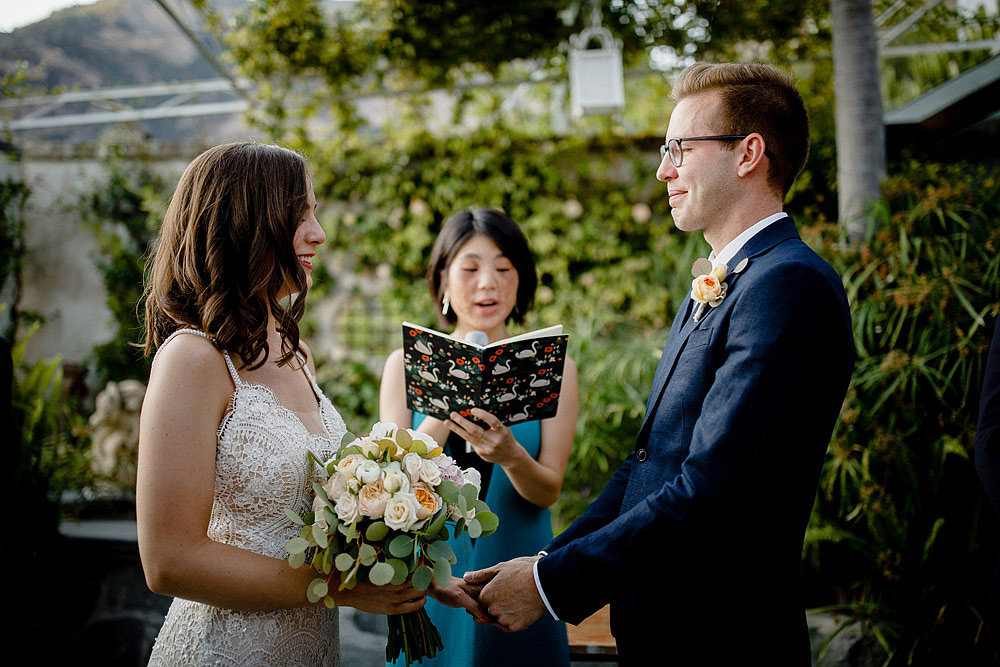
[692,263,728,306]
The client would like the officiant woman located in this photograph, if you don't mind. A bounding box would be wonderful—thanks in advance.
[380,206,578,667]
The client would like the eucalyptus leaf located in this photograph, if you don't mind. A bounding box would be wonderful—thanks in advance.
[313,481,329,502]
[475,511,499,535]
[412,565,433,591]
[457,495,468,513]
[366,521,389,542]
[425,539,456,564]
[460,483,479,504]
[284,508,305,526]
[369,561,395,586]
[323,595,337,609]
[307,578,329,603]
[425,509,447,536]
[322,547,335,574]
[288,551,306,569]
[436,480,459,504]
[312,523,329,549]
[453,517,466,538]
[389,535,414,558]
[285,537,310,554]
[387,558,410,585]
[395,429,412,450]
[433,558,452,587]
[359,543,377,565]
[335,553,355,572]
[467,518,482,539]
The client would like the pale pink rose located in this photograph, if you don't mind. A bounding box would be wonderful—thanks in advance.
[384,492,420,531]
[411,482,442,520]
[418,458,442,486]
[358,479,391,518]
[336,454,365,478]
[322,472,348,500]
[335,491,360,524]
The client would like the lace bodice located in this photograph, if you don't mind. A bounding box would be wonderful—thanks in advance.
[148,329,344,666]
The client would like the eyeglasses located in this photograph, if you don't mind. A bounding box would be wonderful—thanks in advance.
[658,135,775,167]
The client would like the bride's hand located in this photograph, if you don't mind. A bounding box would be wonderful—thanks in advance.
[335,580,427,615]
[446,408,521,465]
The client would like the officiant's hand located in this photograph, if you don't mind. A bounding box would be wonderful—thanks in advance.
[446,408,520,466]
[429,576,494,624]
[464,555,546,632]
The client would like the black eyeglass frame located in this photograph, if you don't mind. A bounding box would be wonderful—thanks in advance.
[658,134,775,167]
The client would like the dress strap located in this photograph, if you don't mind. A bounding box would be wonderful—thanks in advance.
[150,328,241,386]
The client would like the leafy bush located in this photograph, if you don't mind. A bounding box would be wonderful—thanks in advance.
[804,161,1000,664]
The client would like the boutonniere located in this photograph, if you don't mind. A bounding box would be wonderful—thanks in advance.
[689,257,749,322]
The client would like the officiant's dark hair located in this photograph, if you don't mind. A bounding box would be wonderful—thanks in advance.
[427,207,537,327]
[141,142,311,370]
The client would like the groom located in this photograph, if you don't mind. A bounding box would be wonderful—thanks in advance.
[466,62,854,664]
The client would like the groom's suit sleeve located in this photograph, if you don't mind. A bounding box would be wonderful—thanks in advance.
[536,256,851,624]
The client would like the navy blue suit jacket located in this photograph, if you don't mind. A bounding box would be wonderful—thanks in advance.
[537,217,853,664]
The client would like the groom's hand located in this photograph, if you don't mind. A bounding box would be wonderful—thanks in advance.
[465,555,545,632]
[429,576,493,624]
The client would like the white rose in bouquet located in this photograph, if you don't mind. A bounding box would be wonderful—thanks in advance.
[360,438,382,459]
[370,421,398,440]
[355,459,381,484]
[334,491,361,524]
[402,452,423,484]
[462,467,482,494]
[418,458,442,486]
[384,492,420,531]
[383,462,410,494]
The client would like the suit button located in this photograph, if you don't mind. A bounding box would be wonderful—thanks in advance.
[636,448,648,462]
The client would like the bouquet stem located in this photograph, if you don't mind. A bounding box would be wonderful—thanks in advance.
[386,608,443,665]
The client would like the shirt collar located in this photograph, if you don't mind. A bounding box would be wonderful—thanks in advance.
[709,212,788,268]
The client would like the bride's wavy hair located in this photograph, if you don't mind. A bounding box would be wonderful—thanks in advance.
[142,142,311,369]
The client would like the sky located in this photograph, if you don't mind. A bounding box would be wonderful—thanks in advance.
[1,0,101,33]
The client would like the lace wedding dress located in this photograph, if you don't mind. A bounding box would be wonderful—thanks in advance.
[147,329,345,666]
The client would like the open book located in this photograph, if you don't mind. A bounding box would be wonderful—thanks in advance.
[402,322,569,425]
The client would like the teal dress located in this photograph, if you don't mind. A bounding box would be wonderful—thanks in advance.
[389,413,570,667]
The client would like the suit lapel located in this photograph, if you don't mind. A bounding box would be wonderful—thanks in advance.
[636,216,802,443]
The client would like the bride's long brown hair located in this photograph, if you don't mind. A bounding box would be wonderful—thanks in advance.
[142,142,311,369]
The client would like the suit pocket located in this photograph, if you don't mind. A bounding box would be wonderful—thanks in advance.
[684,326,713,350]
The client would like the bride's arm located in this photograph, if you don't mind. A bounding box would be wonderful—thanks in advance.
[137,335,424,614]
[379,348,452,445]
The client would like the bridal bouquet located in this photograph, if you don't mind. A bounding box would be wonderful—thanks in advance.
[285,421,498,665]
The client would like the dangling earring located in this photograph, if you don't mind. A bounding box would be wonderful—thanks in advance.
[441,293,450,315]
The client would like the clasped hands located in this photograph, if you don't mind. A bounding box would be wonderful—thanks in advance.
[431,555,547,633]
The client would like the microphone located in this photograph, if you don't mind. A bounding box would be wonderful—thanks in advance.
[464,330,489,347]
[464,330,489,453]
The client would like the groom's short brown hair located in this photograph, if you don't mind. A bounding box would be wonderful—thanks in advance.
[672,62,809,198]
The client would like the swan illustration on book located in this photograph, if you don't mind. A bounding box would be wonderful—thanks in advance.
[418,367,440,383]
[414,338,434,356]
[492,360,511,375]
[508,406,530,422]
[448,360,470,379]
[515,341,539,359]
[528,373,550,388]
[497,383,519,402]
[428,395,450,412]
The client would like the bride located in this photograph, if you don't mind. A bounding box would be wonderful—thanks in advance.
[137,142,426,665]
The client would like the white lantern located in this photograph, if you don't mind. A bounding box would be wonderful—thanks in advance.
[568,26,625,117]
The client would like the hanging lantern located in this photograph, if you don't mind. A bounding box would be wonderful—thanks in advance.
[568,25,625,117]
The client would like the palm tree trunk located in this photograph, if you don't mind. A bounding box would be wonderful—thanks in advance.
[832,0,886,242]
